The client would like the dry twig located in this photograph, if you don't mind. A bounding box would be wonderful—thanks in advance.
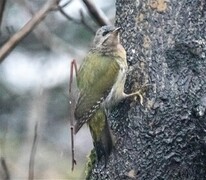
[0,0,7,28]
[60,0,73,9]
[58,6,95,34]
[28,123,38,180]
[0,122,10,180]
[0,157,10,180]
[82,0,111,26]
[69,59,78,171]
[0,0,61,63]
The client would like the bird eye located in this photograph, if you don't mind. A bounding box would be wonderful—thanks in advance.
[102,30,110,36]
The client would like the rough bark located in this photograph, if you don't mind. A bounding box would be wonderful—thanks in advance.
[90,0,206,179]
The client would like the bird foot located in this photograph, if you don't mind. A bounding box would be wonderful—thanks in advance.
[125,90,144,105]
[125,84,151,105]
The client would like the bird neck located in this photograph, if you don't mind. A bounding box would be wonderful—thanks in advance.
[116,43,126,60]
[92,43,126,60]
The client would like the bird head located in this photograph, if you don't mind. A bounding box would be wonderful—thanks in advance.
[92,25,121,50]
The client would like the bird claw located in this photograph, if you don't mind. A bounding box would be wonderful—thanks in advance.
[126,90,144,105]
[125,83,152,106]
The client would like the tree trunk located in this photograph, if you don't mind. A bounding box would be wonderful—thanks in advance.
[90,0,206,179]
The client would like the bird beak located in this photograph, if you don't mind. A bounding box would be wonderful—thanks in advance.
[102,27,121,45]
[112,27,121,38]
[113,27,121,33]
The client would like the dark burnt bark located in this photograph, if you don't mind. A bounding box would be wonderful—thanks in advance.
[90,0,206,179]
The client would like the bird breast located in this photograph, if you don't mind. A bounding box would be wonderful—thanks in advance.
[104,61,128,109]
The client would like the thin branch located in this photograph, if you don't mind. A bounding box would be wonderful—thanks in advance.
[0,0,7,29]
[60,0,73,9]
[69,59,78,171]
[0,0,61,63]
[79,9,95,34]
[82,0,111,26]
[58,6,95,34]
[28,123,39,180]
[0,123,10,180]
[58,6,77,21]
[69,59,78,92]
[0,157,10,180]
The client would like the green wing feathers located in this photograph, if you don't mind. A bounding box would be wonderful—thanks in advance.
[74,52,120,133]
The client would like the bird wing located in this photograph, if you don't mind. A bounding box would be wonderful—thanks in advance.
[74,52,120,133]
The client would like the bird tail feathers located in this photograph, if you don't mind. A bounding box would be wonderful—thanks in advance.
[89,109,113,162]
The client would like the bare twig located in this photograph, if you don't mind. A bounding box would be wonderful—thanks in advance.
[58,6,95,34]
[69,59,78,171]
[0,122,10,180]
[69,59,78,92]
[28,123,38,180]
[60,0,73,9]
[79,9,95,34]
[0,0,61,63]
[0,157,10,180]
[0,0,7,28]
[82,0,111,26]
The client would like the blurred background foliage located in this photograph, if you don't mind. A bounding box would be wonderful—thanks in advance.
[0,0,115,179]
